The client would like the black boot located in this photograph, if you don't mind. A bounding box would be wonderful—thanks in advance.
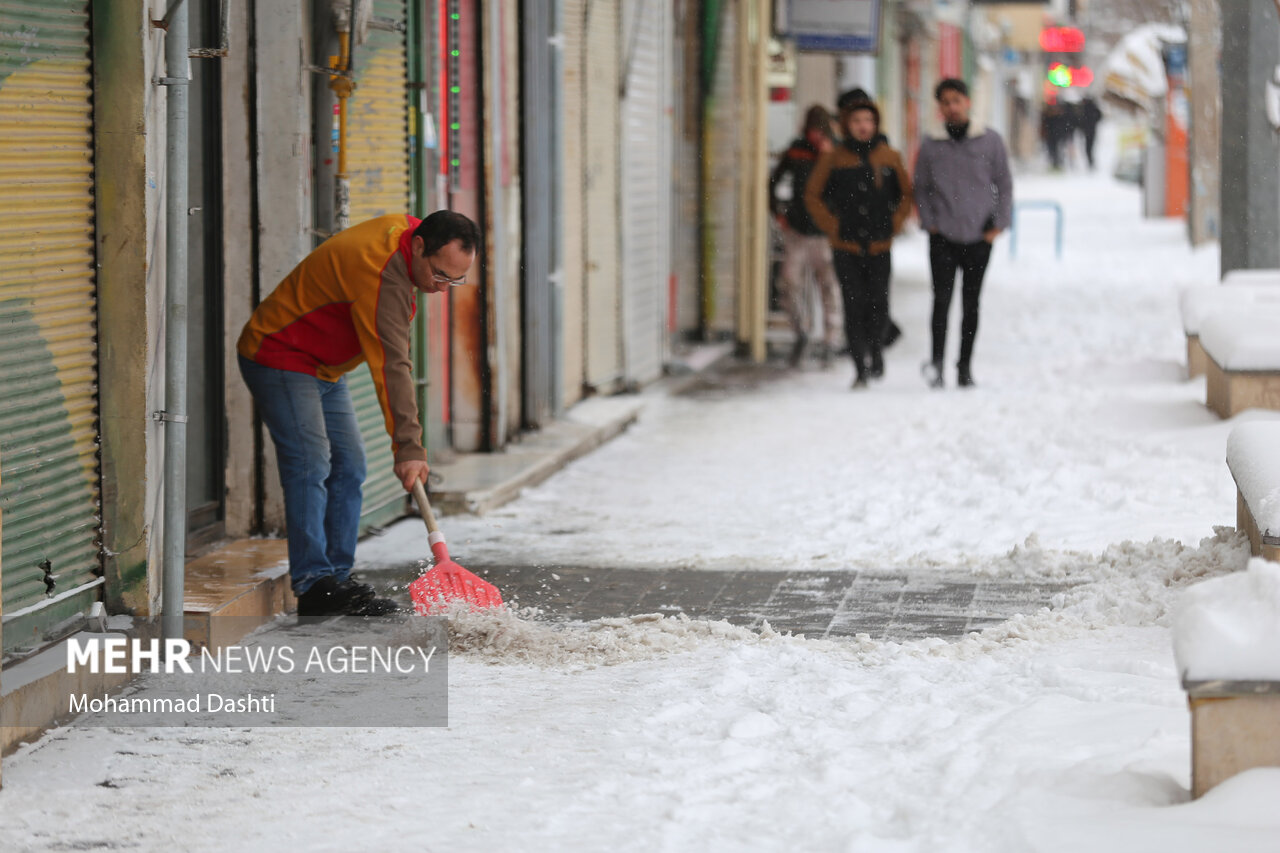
[882,318,902,348]
[957,363,975,388]
[921,360,944,390]
[297,575,402,623]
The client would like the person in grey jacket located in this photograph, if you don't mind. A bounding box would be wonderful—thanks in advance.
[914,78,1013,388]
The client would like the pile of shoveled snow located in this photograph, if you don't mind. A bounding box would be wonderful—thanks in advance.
[403,529,1252,668]
[398,603,830,667]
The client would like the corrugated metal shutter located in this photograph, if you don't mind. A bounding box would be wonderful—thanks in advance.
[583,0,621,392]
[346,0,411,532]
[0,0,101,653]
[706,4,739,335]
[560,0,586,408]
[619,0,670,385]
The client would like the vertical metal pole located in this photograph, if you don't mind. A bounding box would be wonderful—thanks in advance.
[314,2,339,236]
[486,0,507,445]
[550,0,565,417]
[162,2,191,643]
[410,0,432,449]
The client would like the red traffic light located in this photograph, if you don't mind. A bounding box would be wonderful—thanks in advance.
[1040,27,1086,53]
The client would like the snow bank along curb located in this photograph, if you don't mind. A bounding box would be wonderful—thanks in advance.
[1173,559,1280,798]
[1198,308,1280,418]
[1227,422,1280,562]
[1178,278,1280,378]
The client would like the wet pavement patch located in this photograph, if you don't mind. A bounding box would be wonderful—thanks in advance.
[382,565,1076,642]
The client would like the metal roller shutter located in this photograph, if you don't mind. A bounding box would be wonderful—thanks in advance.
[346,0,411,532]
[0,0,101,653]
[619,0,671,385]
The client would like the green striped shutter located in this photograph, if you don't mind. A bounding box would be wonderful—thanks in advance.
[0,0,101,653]
[346,0,412,533]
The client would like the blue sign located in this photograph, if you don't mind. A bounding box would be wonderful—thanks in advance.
[781,0,882,55]
[795,33,880,53]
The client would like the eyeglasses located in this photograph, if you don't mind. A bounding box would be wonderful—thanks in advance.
[428,259,470,287]
[432,270,469,287]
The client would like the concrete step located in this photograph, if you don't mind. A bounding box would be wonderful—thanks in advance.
[183,539,292,651]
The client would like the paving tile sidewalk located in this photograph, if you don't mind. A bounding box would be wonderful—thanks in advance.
[383,564,1075,642]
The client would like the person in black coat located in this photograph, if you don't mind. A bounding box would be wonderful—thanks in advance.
[1078,96,1103,169]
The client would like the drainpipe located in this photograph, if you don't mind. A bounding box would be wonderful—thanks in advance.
[159,0,190,643]
[331,0,360,231]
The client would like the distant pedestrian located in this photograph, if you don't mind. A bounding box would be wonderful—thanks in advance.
[805,92,912,389]
[769,105,842,367]
[835,88,904,350]
[914,78,1013,389]
[1041,101,1069,170]
[1078,96,1103,169]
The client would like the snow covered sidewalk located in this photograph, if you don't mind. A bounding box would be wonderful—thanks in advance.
[359,173,1245,574]
[3,173,1280,852]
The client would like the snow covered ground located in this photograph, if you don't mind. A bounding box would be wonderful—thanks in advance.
[4,171,1280,851]
[364,165,1245,572]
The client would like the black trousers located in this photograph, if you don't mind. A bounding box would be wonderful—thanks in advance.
[1083,128,1097,168]
[928,234,992,369]
[834,250,891,375]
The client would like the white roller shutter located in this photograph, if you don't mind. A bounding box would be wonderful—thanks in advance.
[619,0,671,385]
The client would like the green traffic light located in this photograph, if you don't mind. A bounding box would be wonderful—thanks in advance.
[1047,64,1072,88]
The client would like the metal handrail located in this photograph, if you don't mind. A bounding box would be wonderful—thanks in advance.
[1009,199,1064,260]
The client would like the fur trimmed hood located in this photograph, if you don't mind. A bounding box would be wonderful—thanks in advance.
[923,114,988,142]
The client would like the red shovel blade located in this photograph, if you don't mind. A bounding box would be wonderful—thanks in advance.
[409,545,503,615]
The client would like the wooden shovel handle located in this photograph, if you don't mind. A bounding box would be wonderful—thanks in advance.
[411,480,441,536]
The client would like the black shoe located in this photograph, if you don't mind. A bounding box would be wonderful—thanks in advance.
[337,578,376,604]
[346,595,402,618]
[297,575,402,623]
[957,365,976,388]
[921,360,944,389]
[789,333,808,368]
[851,374,868,390]
[883,319,902,348]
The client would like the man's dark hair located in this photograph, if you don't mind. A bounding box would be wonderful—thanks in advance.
[413,210,480,256]
[935,78,969,101]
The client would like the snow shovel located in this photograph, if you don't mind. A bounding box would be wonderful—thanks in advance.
[408,480,503,614]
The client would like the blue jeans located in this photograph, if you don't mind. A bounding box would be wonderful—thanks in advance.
[238,355,367,595]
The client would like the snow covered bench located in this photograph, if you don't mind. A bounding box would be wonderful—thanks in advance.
[1174,560,1280,798]
[1226,422,1280,563]
[1180,274,1280,379]
[1199,309,1280,418]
